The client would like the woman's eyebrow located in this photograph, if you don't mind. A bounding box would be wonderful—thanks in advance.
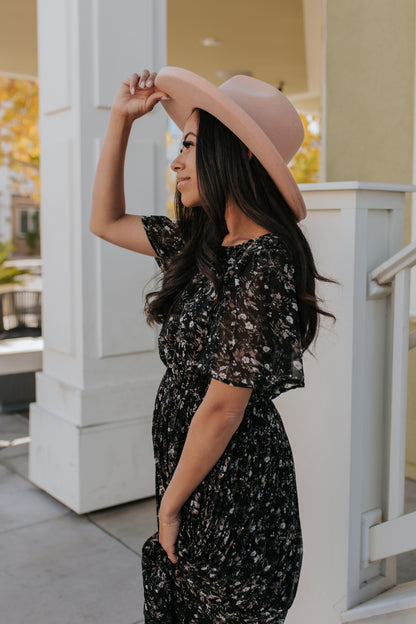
[183,132,197,141]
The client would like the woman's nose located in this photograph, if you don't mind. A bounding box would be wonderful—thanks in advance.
[170,154,184,172]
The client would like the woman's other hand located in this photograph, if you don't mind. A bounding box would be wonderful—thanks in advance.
[111,69,168,122]
[158,511,181,564]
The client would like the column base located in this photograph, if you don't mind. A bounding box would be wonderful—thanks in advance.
[29,402,155,514]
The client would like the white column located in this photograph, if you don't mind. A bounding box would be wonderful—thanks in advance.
[29,0,167,513]
[278,183,411,623]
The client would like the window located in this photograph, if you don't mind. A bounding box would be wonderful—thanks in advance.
[18,207,39,237]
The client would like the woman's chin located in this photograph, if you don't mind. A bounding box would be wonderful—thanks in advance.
[180,198,202,209]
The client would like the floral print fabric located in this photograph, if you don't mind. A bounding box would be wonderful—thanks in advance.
[140,215,304,623]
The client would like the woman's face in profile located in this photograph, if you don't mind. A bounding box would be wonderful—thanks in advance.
[170,111,201,208]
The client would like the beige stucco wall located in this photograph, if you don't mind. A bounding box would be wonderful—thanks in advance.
[325,0,416,479]
[325,0,415,186]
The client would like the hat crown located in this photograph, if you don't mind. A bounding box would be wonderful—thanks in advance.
[219,75,304,164]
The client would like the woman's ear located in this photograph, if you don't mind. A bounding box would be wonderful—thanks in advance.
[248,149,253,160]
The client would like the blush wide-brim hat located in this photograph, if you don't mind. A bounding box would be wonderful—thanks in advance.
[155,66,306,222]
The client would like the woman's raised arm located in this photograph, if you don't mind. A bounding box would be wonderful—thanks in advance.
[89,70,167,254]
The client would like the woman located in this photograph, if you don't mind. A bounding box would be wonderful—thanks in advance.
[90,67,334,623]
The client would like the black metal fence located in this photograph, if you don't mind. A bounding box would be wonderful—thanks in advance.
[0,291,42,338]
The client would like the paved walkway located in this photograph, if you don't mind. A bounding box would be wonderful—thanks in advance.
[0,412,156,624]
[1,412,416,623]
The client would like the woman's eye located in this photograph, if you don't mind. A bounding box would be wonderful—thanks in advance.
[180,140,193,153]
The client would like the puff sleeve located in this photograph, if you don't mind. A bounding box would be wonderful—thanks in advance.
[141,215,184,271]
[199,243,305,399]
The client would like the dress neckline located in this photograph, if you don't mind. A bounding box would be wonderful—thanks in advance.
[221,232,275,250]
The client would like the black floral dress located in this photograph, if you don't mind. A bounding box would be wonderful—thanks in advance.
[141,215,305,624]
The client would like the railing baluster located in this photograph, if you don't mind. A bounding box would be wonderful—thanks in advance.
[387,267,411,521]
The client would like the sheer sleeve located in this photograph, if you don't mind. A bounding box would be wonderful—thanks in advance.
[141,215,184,271]
[200,243,305,399]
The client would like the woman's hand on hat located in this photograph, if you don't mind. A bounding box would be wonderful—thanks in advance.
[111,69,168,122]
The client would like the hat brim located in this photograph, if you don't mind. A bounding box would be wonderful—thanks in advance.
[155,66,306,221]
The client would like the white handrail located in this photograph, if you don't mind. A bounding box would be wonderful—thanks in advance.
[365,239,416,565]
[370,510,416,560]
[369,240,416,285]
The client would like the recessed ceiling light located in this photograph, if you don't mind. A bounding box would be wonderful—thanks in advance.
[201,37,221,47]
[216,70,253,79]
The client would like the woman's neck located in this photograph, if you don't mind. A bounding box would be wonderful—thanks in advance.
[222,200,270,247]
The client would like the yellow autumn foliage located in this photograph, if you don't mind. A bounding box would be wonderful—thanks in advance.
[0,75,40,202]
[290,113,320,184]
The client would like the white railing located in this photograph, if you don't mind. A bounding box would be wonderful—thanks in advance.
[366,240,416,564]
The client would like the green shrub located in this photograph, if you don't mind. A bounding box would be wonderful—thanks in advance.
[0,241,29,284]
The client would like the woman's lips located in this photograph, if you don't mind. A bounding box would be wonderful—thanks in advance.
[177,177,190,190]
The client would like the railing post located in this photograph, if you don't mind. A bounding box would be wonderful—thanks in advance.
[277,182,415,624]
[388,267,411,521]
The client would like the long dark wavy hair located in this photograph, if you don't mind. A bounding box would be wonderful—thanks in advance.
[145,108,336,352]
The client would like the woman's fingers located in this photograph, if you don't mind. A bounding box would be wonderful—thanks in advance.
[146,89,169,109]
[117,70,168,118]
[164,542,178,565]
[128,72,139,95]
[129,70,159,95]
[158,517,180,564]
[145,72,157,87]
[139,69,150,88]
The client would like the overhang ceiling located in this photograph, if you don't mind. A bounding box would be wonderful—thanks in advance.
[167,0,307,94]
[0,0,38,78]
[0,0,321,111]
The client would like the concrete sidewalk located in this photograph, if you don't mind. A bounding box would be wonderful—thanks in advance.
[0,412,156,624]
[1,412,416,624]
